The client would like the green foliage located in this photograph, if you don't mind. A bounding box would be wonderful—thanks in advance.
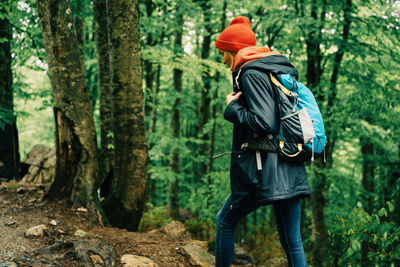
[325,202,400,266]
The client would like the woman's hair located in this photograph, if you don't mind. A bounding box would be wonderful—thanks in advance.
[221,50,237,70]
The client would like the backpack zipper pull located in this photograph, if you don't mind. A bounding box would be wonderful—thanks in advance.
[311,139,314,161]
[256,150,262,170]
[292,94,298,112]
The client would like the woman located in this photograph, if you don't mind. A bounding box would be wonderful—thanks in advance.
[215,16,310,267]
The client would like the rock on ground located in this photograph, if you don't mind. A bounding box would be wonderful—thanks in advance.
[259,257,288,267]
[20,145,55,188]
[182,241,214,267]
[160,221,190,240]
[121,255,158,267]
[24,224,48,238]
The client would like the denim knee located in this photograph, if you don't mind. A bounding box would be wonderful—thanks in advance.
[216,207,235,232]
[216,209,222,226]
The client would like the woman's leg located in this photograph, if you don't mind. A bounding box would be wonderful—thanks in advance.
[273,197,307,267]
[215,194,262,267]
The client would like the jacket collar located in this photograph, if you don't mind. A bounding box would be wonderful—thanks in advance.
[233,46,281,71]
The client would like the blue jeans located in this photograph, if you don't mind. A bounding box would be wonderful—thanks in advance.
[215,195,307,267]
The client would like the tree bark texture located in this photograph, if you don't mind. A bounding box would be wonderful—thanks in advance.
[169,10,183,220]
[74,0,85,61]
[37,0,99,206]
[93,0,114,194]
[102,0,148,231]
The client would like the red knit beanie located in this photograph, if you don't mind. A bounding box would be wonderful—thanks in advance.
[215,16,256,52]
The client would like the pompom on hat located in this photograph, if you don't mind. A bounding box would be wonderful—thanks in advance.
[215,16,256,52]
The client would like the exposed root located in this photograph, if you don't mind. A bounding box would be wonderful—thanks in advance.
[34,237,117,267]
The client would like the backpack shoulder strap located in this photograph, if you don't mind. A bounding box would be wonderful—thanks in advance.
[269,74,295,97]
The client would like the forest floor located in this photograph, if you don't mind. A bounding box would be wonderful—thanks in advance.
[0,182,206,266]
[0,181,273,267]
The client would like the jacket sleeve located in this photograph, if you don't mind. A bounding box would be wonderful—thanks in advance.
[223,69,277,135]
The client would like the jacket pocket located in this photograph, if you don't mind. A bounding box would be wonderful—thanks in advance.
[230,150,261,188]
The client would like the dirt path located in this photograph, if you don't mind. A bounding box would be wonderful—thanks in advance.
[0,184,201,266]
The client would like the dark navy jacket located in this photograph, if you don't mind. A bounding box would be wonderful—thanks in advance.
[224,54,311,208]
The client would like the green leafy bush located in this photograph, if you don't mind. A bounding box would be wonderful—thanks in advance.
[325,202,400,266]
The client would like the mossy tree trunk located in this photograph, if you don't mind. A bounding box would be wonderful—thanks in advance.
[102,0,148,231]
[37,0,100,210]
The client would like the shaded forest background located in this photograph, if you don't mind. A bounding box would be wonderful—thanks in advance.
[0,0,399,266]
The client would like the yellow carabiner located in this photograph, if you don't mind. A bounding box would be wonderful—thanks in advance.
[270,74,292,97]
[279,141,302,157]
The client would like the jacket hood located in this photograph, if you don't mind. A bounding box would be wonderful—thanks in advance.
[233,46,298,79]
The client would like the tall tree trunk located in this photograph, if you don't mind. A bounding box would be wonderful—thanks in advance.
[0,9,20,181]
[360,135,374,267]
[305,0,325,97]
[147,27,165,204]
[206,0,226,204]
[147,63,161,205]
[37,0,100,211]
[94,0,114,198]
[197,0,213,183]
[149,64,161,134]
[143,0,155,123]
[102,0,148,231]
[361,139,374,214]
[86,22,98,111]
[0,12,12,112]
[169,10,183,220]
[303,2,327,264]
[305,1,352,265]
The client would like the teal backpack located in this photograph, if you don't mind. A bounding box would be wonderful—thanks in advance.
[270,73,327,162]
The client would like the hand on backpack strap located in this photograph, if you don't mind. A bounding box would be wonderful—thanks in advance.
[226,91,242,105]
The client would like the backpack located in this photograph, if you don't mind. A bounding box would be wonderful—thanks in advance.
[269,73,327,163]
